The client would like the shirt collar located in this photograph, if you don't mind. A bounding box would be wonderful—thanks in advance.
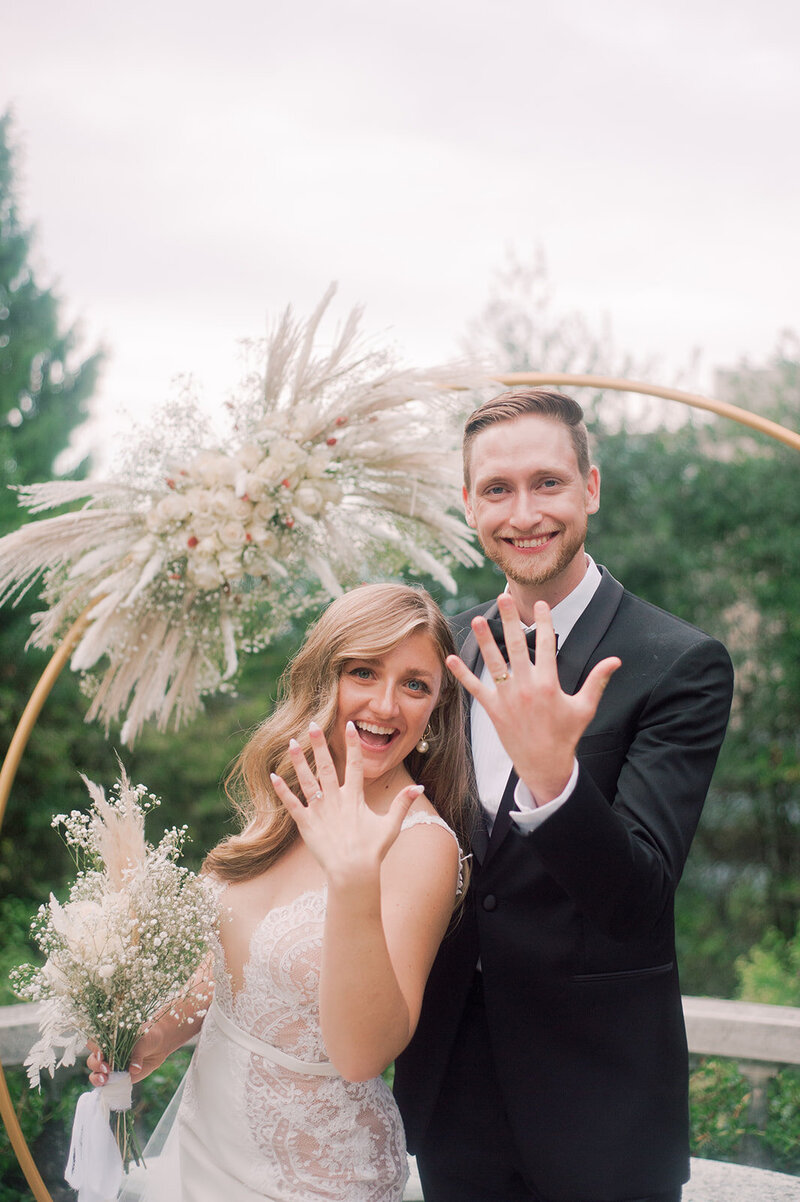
[506,554,602,645]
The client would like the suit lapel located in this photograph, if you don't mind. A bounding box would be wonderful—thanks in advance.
[480,568,625,866]
[556,567,624,694]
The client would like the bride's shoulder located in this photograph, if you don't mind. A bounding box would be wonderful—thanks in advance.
[390,804,462,878]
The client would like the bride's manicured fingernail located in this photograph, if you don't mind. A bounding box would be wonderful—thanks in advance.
[289,738,300,751]
[131,1062,141,1072]
[346,720,356,734]
[308,721,321,734]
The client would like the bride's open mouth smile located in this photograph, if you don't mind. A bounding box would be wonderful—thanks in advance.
[354,720,400,749]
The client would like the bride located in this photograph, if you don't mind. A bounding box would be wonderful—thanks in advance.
[88,582,471,1202]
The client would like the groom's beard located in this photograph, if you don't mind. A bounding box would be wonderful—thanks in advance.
[478,516,588,589]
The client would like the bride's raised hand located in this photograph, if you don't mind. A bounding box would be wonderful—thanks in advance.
[271,721,423,884]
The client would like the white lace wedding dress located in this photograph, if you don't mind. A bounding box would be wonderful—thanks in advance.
[120,812,460,1202]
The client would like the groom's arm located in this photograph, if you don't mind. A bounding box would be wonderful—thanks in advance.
[527,632,733,940]
[446,593,734,940]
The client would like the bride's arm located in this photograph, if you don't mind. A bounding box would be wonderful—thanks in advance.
[321,821,458,1081]
[272,720,459,1082]
[88,954,215,1086]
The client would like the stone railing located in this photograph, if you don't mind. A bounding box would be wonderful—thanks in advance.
[3,996,799,1201]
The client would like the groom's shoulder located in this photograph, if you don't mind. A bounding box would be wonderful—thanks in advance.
[614,576,730,661]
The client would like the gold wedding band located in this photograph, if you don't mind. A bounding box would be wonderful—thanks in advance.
[493,671,509,684]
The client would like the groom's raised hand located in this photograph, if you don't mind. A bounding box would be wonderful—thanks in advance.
[446,594,621,805]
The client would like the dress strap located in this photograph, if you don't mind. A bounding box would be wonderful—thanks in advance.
[399,812,466,895]
[210,998,339,1077]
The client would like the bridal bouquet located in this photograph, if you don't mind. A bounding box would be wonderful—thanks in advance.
[11,765,218,1200]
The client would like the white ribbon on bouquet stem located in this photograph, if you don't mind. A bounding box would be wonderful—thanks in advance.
[65,1071,132,1202]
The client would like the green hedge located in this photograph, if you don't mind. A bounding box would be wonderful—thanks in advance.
[690,1057,800,1176]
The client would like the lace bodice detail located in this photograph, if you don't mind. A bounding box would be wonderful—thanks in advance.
[179,812,460,1201]
[212,810,463,1043]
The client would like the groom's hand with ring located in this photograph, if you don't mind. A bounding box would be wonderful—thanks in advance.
[445,594,621,805]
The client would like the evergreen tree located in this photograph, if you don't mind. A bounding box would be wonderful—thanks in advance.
[0,111,106,903]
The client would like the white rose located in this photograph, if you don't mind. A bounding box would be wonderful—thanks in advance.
[240,472,269,501]
[294,484,325,515]
[158,493,191,523]
[195,534,220,555]
[217,549,244,580]
[247,525,279,553]
[253,499,277,523]
[208,488,242,518]
[190,451,237,487]
[253,457,286,489]
[218,521,248,549]
[186,513,218,538]
[235,444,263,472]
[186,558,224,590]
[269,437,308,473]
[185,487,215,515]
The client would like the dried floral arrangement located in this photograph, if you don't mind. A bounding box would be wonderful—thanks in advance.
[11,766,218,1188]
[0,287,485,744]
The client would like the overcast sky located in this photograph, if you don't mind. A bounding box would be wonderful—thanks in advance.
[5,0,800,460]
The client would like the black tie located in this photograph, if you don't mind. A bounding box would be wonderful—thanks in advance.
[485,619,537,664]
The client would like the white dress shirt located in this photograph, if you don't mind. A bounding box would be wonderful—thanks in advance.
[470,556,602,833]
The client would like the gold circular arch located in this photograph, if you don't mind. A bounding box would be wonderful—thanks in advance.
[492,372,800,452]
[1,373,799,1200]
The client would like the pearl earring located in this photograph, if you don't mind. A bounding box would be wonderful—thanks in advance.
[416,726,432,754]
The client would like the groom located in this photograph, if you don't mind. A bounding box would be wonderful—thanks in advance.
[394,388,734,1202]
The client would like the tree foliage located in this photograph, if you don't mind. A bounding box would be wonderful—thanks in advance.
[0,110,108,908]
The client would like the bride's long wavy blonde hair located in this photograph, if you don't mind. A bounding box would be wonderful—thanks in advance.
[204,583,474,883]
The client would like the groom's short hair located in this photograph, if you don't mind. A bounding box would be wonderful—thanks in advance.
[462,387,591,488]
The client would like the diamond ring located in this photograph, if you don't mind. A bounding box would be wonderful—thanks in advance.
[493,671,509,684]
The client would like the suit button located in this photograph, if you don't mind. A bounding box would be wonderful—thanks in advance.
[482,894,497,912]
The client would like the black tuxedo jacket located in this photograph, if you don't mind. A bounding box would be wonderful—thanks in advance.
[394,568,734,1202]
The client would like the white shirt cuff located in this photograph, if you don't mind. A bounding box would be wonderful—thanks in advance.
[511,759,579,832]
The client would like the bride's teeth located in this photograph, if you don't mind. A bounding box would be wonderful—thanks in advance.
[356,721,395,735]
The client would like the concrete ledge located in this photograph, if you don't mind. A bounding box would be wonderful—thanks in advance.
[686,1157,798,1201]
[403,1157,800,1200]
[683,995,800,1065]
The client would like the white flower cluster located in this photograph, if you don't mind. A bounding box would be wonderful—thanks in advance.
[12,767,218,1090]
[142,422,343,592]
